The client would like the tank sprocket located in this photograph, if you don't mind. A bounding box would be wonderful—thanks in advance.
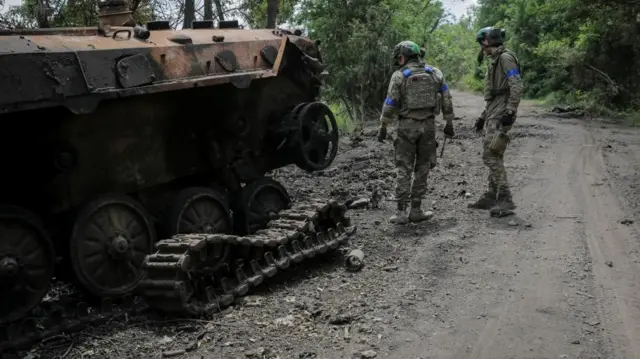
[293,102,339,172]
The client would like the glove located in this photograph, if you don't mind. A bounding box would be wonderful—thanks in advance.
[500,109,515,126]
[377,125,387,142]
[444,122,454,138]
[474,117,485,132]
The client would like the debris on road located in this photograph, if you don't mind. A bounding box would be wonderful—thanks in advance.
[345,249,365,272]
[348,198,370,209]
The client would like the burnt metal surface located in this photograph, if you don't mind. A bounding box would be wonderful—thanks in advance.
[215,49,238,72]
[260,45,278,65]
[116,53,155,87]
[0,20,334,351]
[0,27,321,114]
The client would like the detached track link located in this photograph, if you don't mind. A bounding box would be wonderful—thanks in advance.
[139,198,354,316]
[0,198,353,354]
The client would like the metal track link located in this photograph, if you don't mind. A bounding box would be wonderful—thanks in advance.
[139,198,355,316]
[0,198,354,354]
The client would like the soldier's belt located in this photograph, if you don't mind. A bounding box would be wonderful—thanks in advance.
[398,116,435,122]
[489,88,510,96]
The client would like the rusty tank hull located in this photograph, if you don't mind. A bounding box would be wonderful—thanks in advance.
[0,6,348,347]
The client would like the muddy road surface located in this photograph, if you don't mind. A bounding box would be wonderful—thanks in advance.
[24,91,640,359]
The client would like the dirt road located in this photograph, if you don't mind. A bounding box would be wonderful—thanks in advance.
[32,91,640,359]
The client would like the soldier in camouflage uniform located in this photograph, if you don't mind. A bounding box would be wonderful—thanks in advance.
[469,27,524,217]
[377,41,455,224]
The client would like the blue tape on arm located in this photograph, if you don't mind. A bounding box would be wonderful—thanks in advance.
[440,84,448,92]
[506,68,520,78]
[424,66,433,73]
[384,97,398,107]
[402,69,412,77]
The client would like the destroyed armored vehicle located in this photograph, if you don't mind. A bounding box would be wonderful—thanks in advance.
[0,0,349,338]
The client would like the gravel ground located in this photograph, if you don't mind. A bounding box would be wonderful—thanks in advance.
[18,90,640,359]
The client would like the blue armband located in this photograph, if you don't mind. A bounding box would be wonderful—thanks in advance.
[506,68,520,78]
[384,97,398,107]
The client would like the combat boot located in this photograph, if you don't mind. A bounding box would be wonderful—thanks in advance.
[468,191,497,210]
[408,200,434,222]
[489,190,516,217]
[390,202,408,224]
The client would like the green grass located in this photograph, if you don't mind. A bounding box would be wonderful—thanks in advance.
[458,73,484,93]
[618,110,640,126]
[327,102,356,133]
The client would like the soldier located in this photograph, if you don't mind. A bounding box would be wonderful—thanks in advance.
[468,27,524,217]
[377,41,455,224]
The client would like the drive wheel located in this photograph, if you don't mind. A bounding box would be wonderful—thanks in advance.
[237,178,291,235]
[165,187,232,270]
[0,206,54,324]
[70,193,155,297]
[294,102,339,172]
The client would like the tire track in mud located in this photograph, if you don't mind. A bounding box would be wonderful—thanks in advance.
[379,101,614,359]
[572,128,640,359]
[463,122,593,359]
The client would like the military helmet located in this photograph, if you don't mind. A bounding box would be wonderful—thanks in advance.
[476,26,506,46]
[392,41,421,60]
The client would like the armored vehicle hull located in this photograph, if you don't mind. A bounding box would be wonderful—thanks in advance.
[0,11,346,347]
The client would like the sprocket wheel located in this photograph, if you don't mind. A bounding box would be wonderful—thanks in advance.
[236,178,291,235]
[294,102,339,172]
[165,187,232,270]
[70,193,155,298]
[0,205,55,324]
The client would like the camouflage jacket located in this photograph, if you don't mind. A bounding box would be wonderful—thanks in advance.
[379,59,454,127]
[481,45,524,120]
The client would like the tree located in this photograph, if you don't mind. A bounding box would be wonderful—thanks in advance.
[266,0,277,28]
[183,0,195,28]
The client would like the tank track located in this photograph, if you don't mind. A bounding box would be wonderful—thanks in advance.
[0,198,353,354]
[139,197,354,315]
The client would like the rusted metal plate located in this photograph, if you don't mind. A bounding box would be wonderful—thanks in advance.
[6,28,281,51]
[116,53,155,88]
[260,45,278,65]
[0,25,322,113]
[215,50,238,72]
[0,52,88,106]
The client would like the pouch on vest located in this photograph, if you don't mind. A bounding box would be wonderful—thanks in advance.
[489,131,510,155]
[435,93,442,116]
[402,67,438,110]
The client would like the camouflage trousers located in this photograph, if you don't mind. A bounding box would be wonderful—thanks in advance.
[482,118,512,196]
[393,118,437,204]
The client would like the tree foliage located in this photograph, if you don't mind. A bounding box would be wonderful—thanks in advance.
[474,0,640,111]
[1,0,637,114]
[293,0,478,121]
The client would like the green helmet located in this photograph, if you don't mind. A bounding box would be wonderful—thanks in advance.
[476,26,506,46]
[392,41,421,60]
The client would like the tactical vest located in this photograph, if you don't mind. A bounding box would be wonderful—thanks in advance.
[400,65,440,110]
[488,48,521,97]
